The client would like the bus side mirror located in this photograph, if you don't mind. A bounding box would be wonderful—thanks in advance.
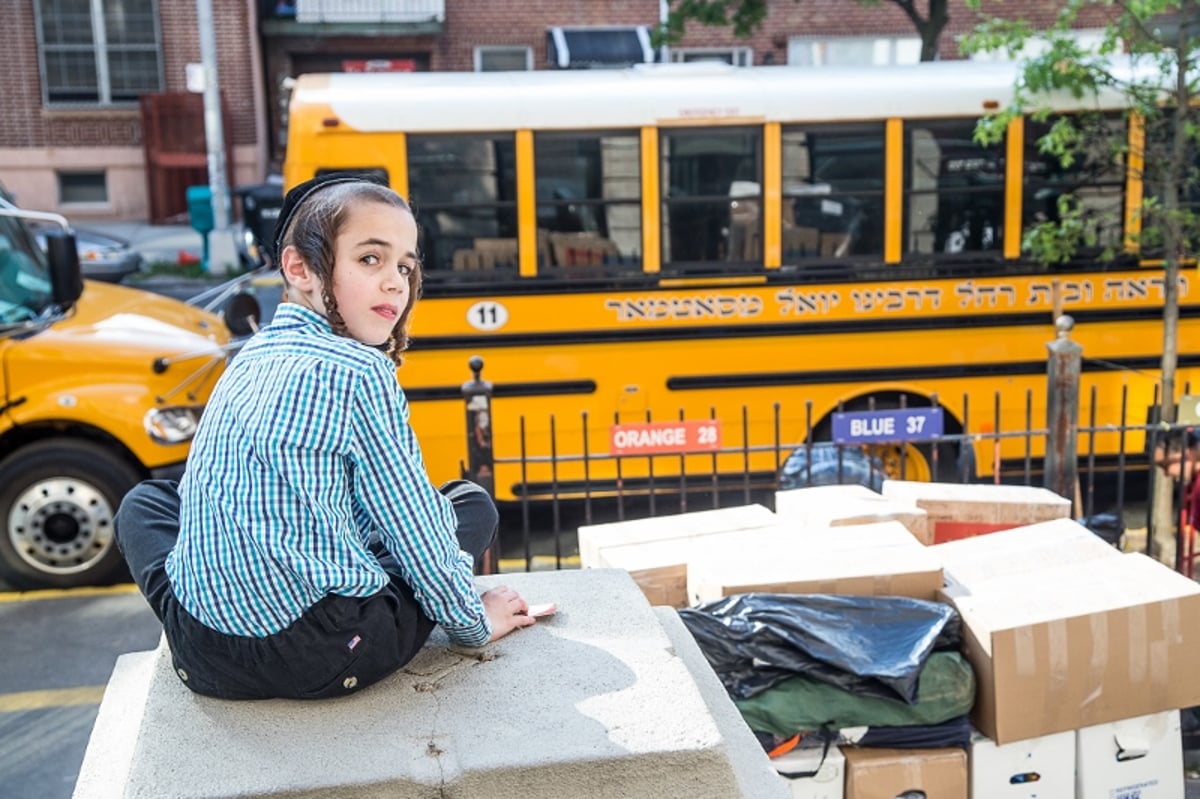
[45,231,83,307]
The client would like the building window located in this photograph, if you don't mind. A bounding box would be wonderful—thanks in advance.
[36,0,164,106]
[475,46,532,72]
[669,48,753,67]
[788,36,921,67]
[58,171,108,204]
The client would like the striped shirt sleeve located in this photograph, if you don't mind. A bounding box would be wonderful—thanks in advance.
[348,358,491,647]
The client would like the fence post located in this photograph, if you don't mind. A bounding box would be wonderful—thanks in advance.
[461,356,497,575]
[1045,315,1082,511]
[461,355,495,497]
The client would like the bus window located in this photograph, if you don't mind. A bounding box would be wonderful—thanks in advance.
[781,123,885,261]
[408,134,517,275]
[660,127,762,271]
[533,130,642,275]
[1024,114,1126,255]
[905,119,1005,257]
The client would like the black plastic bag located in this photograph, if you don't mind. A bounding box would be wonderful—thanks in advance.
[1080,512,1124,548]
[679,593,960,703]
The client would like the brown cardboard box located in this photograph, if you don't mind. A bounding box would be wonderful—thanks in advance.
[843,747,967,799]
[578,504,776,569]
[881,480,1070,544]
[776,485,930,544]
[687,521,944,605]
[597,524,803,607]
[939,550,1200,744]
[579,505,778,607]
[932,518,1121,589]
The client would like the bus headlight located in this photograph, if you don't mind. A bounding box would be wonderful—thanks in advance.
[145,406,203,444]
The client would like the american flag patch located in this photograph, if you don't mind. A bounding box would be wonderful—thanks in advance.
[347,635,361,651]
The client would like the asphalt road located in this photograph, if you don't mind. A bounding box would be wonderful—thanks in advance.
[0,586,161,798]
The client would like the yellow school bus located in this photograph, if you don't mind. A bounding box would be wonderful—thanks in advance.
[0,206,244,589]
[281,59,1194,502]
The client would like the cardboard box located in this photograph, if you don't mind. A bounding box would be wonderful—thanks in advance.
[687,521,944,605]
[969,729,1074,798]
[843,746,967,799]
[1077,710,1184,799]
[933,518,1122,589]
[772,745,845,799]
[881,481,1071,544]
[594,522,802,608]
[577,504,776,569]
[939,552,1200,744]
[776,485,930,545]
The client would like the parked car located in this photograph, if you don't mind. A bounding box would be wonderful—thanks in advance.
[28,222,144,283]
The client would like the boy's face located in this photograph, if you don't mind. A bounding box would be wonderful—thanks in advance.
[325,200,419,347]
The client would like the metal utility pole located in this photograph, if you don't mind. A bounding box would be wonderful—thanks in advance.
[196,0,234,257]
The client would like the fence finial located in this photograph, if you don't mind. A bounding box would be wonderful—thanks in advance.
[1055,313,1075,339]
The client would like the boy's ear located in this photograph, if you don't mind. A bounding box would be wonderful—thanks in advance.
[279,245,317,290]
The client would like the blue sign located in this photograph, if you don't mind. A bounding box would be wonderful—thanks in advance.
[832,408,944,445]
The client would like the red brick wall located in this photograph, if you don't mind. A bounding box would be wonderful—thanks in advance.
[0,2,46,147]
[0,0,258,150]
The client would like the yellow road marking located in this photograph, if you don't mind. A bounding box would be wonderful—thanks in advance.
[0,686,106,713]
[498,555,580,571]
[0,584,139,603]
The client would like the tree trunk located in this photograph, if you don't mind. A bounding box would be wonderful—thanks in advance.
[1149,43,1190,566]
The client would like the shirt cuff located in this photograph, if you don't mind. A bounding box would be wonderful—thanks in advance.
[443,616,491,648]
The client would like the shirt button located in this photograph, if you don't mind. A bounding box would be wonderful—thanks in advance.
[177,668,189,682]
[343,676,358,690]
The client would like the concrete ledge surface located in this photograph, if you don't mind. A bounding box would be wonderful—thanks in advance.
[74,568,786,799]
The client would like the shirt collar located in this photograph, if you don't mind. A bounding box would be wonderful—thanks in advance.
[270,302,331,333]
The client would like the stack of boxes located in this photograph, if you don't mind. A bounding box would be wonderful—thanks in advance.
[578,481,1200,798]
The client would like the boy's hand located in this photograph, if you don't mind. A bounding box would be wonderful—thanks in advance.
[482,585,537,642]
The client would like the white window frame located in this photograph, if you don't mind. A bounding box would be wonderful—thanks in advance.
[669,47,753,67]
[788,36,921,67]
[474,46,533,72]
[35,0,164,107]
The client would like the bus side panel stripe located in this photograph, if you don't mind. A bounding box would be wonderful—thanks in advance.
[885,118,903,263]
[517,129,537,278]
[1126,112,1145,253]
[641,127,661,274]
[1005,117,1023,261]
[764,122,782,269]
[392,132,409,201]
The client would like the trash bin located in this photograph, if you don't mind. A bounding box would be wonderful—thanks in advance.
[234,180,284,259]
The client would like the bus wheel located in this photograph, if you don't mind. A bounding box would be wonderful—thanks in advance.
[866,442,934,482]
[0,440,138,590]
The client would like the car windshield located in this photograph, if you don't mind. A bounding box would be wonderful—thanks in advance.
[0,215,53,324]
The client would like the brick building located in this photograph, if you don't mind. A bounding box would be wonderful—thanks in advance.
[0,0,1109,223]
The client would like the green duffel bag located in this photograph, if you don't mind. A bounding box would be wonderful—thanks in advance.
[735,651,975,737]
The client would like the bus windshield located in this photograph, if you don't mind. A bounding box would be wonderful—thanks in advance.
[0,214,52,325]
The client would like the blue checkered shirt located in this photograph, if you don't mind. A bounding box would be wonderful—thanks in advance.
[165,303,490,646]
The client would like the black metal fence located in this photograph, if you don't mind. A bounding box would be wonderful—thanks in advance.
[458,329,1197,577]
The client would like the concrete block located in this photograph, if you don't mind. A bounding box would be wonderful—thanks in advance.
[74,568,787,799]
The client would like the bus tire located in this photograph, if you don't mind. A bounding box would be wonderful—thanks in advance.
[0,440,138,591]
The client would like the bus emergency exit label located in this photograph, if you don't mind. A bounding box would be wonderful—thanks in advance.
[832,408,943,445]
[610,420,722,456]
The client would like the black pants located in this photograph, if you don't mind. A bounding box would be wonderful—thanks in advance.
[114,479,497,700]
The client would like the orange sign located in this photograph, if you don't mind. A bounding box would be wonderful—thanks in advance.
[609,420,722,456]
